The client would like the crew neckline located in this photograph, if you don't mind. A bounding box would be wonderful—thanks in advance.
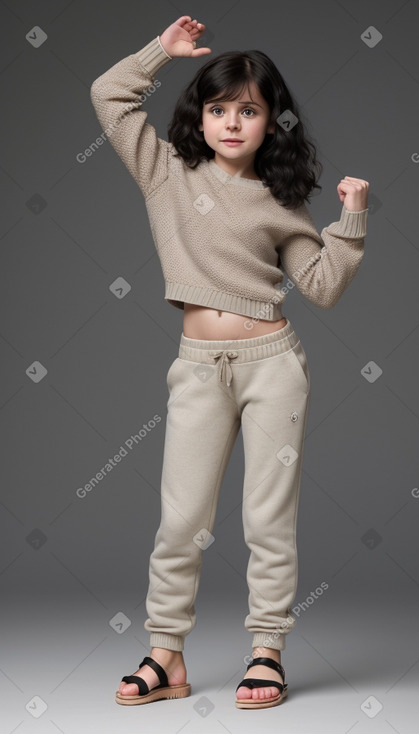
[207,158,268,189]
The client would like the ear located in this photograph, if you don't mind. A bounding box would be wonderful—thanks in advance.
[266,121,276,134]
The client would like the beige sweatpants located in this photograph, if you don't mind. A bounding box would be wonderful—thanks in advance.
[144,318,311,651]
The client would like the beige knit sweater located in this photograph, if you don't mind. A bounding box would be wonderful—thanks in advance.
[90,35,368,321]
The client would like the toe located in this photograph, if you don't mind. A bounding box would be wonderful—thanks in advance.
[252,685,277,700]
[236,685,252,700]
[118,682,139,696]
[236,684,278,701]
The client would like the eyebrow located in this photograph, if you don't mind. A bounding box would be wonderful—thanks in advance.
[204,99,263,108]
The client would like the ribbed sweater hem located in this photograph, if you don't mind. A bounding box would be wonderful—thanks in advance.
[165,282,285,321]
[325,206,369,238]
[133,35,173,76]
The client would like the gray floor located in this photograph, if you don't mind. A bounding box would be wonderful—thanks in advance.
[2,593,418,733]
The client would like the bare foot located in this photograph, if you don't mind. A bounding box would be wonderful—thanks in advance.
[118,648,187,697]
[236,647,284,702]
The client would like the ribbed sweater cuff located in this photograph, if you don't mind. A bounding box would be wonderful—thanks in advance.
[325,205,369,238]
[134,35,172,76]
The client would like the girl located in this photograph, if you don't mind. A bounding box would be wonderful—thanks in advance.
[90,15,369,710]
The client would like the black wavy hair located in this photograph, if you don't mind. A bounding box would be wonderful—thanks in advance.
[167,47,323,209]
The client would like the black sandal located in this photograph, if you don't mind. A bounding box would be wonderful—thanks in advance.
[235,656,288,709]
[115,655,191,705]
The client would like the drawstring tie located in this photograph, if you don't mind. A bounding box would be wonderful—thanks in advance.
[209,350,239,387]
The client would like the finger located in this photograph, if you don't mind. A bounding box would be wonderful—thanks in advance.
[191,47,212,56]
[189,24,205,36]
[339,180,360,188]
[342,176,368,184]
[176,15,192,26]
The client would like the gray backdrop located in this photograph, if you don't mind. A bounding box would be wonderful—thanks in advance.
[1,0,418,732]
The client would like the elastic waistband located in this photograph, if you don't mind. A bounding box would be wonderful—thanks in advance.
[178,319,299,386]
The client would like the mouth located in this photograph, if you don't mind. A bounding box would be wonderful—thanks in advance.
[221,139,244,146]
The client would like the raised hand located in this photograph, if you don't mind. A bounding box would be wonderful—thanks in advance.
[159,15,211,58]
[337,176,370,211]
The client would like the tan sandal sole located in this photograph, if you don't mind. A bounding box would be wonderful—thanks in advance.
[115,683,191,705]
[235,686,288,709]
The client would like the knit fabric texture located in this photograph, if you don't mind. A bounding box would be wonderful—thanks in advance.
[90,35,368,321]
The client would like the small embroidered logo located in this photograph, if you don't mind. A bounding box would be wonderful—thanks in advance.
[290,412,298,422]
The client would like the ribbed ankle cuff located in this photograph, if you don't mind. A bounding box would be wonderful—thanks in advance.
[150,633,184,651]
[252,632,286,651]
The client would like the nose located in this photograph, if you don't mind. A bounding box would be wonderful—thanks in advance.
[225,112,241,130]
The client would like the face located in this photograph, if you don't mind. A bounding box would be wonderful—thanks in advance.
[199,80,275,174]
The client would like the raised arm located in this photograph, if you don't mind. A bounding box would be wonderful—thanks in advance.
[279,202,369,308]
[90,17,211,199]
[90,36,173,198]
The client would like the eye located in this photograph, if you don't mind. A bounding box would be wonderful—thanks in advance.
[209,106,256,117]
